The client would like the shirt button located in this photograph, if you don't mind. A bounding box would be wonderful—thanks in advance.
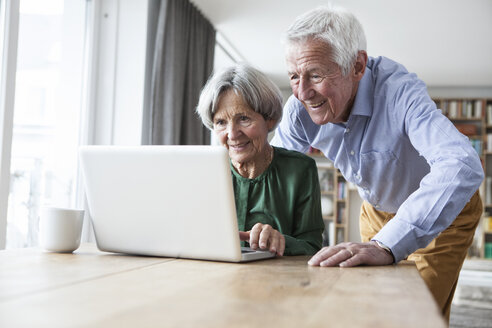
[375,205,380,209]
[350,150,355,155]
[345,128,350,133]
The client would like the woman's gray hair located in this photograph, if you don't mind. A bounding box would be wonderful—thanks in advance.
[196,63,283,130]
[285,5,367,76]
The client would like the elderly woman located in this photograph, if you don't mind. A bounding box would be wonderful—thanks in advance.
[196,64,324,256]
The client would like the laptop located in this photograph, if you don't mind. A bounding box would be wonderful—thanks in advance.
[79,145,275,262]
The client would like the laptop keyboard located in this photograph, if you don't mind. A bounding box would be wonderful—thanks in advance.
[241,247,257,253]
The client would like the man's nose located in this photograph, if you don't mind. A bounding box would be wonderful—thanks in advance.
[296,78,314,101]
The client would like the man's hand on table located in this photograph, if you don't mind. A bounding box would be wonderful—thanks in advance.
[239,223,285,256]
[308,241,394,267]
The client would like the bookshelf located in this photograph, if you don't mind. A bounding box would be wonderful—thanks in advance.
[309,148,349,247]
[433,98,492,259]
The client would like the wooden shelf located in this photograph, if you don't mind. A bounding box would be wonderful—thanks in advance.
[310,154,349,247]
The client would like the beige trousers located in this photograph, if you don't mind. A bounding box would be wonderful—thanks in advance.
[359,191,482,322]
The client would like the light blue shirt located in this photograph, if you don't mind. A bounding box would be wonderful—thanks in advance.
[271,56,484,262]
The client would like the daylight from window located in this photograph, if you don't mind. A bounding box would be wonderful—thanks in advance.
[6,0,86,248]
[0,1,4,68]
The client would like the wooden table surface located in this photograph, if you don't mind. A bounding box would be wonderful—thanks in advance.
[0,243,446,328]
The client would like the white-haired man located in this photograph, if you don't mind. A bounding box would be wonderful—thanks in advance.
[271,6,483,321]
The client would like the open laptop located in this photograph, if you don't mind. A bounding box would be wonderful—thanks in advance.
[79,145,275,262]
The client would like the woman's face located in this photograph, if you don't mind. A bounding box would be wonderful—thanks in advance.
[213,89,275,165]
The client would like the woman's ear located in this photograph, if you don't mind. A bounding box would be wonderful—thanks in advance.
[267,119,277,131]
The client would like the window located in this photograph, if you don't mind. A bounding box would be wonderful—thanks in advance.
[0,1,4,65]
[5,0,87,248]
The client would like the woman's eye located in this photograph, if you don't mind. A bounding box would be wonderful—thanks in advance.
[239,115,249,122]
[214,119,225,127]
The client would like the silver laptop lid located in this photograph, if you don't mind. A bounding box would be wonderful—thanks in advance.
[79,145,247,262]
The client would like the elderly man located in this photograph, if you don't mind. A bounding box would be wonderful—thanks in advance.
[271,6,483,321]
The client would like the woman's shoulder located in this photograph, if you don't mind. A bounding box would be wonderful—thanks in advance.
[273,147,317,169]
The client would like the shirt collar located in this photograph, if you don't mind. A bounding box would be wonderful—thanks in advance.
[349,65,374,118]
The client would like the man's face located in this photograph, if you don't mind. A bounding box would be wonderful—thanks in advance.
[286,38,361,125]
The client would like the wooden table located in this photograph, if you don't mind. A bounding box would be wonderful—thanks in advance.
[0,243,446,328]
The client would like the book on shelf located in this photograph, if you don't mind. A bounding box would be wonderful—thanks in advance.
[337,181,346,199]
[486,243,492,259]
[484,216,492,232]
[475,100,483,118]
[443,99,484,119]
[463,100,472,118]
[449,101,459,118]
[436,100,448,116]
[488,104,492,125]
[486,176,492,205]
[487,134,492,152]
[336,205,345,224]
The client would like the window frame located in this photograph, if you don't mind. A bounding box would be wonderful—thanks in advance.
[0,0,150,248]
[0,0,19,249]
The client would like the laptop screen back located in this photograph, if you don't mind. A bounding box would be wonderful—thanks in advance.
[79,145,244,262]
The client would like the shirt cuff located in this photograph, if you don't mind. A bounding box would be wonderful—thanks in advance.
[371,239,395,263]
[371,217,436,263]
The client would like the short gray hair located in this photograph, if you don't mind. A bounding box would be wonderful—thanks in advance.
[285,5,367,76]
[196,63,283,130]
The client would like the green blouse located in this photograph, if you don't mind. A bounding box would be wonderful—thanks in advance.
[231,147,324,255]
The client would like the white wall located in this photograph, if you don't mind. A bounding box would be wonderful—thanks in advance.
[348,190,362,242]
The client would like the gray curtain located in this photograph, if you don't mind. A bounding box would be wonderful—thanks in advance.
[143,0,215,145]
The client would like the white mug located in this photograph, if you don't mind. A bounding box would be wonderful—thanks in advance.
[39,207,85,253]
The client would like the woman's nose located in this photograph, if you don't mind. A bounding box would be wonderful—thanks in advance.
[227,123,241,139]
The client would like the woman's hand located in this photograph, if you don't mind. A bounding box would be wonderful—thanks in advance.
[239,223,285,256]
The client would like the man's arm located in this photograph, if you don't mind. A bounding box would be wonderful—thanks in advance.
[372,81,484,262]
